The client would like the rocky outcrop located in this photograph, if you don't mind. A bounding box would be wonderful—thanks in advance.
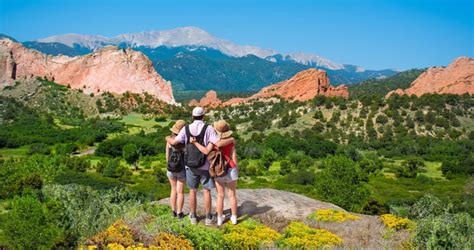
[0,39,175,104]
[223,68,348,106]
[386,57,474,98]
[158,188,409,249]
[188,90,222,107]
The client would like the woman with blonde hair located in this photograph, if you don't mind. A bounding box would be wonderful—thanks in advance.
[190,120,238,225]
[166,120,187,219]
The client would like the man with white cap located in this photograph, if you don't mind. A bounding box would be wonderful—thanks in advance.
[166,106,218,225]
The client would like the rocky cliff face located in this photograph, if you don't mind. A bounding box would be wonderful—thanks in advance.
[223,68,348,106]
[0,39,175,104]
[188,90,222,107]
[386,57,474,98]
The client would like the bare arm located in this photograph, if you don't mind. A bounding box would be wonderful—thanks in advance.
[232,144,238,166]
[165,136,180,146]
[214,137,235,148]
[165,142,169,164]
[190,137,214,155]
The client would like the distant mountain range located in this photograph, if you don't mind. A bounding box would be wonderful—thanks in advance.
[3,27,398,92]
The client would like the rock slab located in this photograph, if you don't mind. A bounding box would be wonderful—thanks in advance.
[158,188,408,249]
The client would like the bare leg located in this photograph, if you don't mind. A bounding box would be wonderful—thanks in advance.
[227,180,238,217]
[215,181,226,217]
[176,179,185,214]
[168,177,177,212]
[203,188,212,215]
[189,188,197,215]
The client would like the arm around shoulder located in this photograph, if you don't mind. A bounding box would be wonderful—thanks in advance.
[214,137,235,147]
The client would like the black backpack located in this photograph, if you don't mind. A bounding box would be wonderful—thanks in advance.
[184,124,208,168]
[167,145,184,172]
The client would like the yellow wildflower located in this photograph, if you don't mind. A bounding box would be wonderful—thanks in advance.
[280,222,343,248]
[380,214,415,230]
[308,209,360,222]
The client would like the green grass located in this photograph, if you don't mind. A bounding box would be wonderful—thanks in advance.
[422,161,444,180]
[118,113,171,135]
[120,113,158,128]
[382,160,445,180]
[0,146,29,158]
[369,175,469,208]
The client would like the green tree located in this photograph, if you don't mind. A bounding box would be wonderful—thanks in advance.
[396,157,425,178]
[259,149,277,170]
[279,160,292,175]
[375,114,389,125]
[315,156,370,211]
[122,143,139,170]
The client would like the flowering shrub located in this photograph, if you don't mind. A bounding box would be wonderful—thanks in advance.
[153,232,193,249]
[278,221,343,248]
[142,204,224,249]
[90,220,136,247]
[380,214,415,230]
[223,219,281,249]
[308,209,360,222]
[87,220,192,249]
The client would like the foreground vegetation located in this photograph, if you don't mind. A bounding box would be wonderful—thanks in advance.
[0,79,472,248]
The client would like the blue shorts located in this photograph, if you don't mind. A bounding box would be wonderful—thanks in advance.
[215,167,238,183]
[166,169,186,181]
[186,167,215,190]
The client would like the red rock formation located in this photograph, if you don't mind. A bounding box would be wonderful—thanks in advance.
[0,39,175,104]
[223,68,348,106]
[188,90,222,107]
[386,57,474,98]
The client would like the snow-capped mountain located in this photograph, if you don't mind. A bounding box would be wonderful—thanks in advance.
[37,34,109,51]
[33,26,341,70]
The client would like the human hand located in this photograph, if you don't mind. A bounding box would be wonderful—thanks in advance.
[190,137,196,144]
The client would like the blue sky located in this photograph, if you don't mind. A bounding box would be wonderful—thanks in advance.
[0,0,472,69]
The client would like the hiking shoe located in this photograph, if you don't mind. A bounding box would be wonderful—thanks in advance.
[178,212,184,220]
[230,215,238,225]
[205,213,213,226]
[217,215,225,226]
[172,211,177,218]
[189,213,197,225]
[205,218,213,226]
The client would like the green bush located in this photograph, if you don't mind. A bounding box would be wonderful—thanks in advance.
[410,194,444,220]
[315,156,370,211]
[285,169,315,185]
[143,204,225,249]
[0,156,65,199]
[43,184,140,245]
[53,171,124,190]
[98,158,131,178]
[0,195,63,249]
[27,143,51,155]
[413,212,473,249]
[279,160,292,175]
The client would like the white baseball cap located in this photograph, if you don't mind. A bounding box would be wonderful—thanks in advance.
[192,106,205,117]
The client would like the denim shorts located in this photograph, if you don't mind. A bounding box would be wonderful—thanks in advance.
[166,169,186,181]
[215,167,238,183]
[186,167,215,190]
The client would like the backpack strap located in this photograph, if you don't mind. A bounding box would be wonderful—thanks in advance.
[196,124,208,144]
[185,125,191,143]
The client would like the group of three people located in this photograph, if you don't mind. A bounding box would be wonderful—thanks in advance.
[165,107,238,226]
